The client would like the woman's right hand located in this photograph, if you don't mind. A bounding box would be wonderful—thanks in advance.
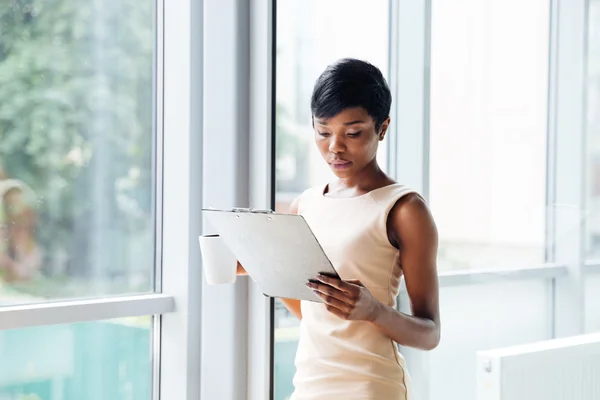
[236,261,247,276]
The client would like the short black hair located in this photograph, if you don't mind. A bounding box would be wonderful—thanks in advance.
[310,58,392,131]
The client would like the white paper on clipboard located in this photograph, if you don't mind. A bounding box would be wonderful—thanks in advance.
[201,207,339,302]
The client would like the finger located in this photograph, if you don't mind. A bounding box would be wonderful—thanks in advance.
[312,290,353,313]
[316,274,354,293]
[317,275,362,300]
[345,279,364,287]
[307,281,348,303]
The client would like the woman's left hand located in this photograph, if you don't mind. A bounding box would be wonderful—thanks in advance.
[307,274,382,322]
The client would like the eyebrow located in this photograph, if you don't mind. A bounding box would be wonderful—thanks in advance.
[315,119,366,126]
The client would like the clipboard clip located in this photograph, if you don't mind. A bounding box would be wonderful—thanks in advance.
[230,207,274,214]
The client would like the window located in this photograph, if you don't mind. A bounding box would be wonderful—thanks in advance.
[3,1,595,399]
[428,0,550,271]
[0,1,190,398]
[587,0,600,258]
[0,0,155,302]
[273,1,390,399]
[585,0,600,335]
[0,317,152,399]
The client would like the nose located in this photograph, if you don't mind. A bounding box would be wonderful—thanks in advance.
[328,135,345,153]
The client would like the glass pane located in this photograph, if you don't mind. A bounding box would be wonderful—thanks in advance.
[0,1,156,302]
[273,1,390,399]
[0,316,152,400]
[429,0,550,271]
[586,1,600,257]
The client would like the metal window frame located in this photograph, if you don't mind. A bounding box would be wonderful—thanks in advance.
[248,1,276,400]
[432,264,567,288]
[0,294,174,331]
[199,0,250,398]
[198,0,275,399]
[546,0,589,338]
[159,0,203,398]
[389,0,432,199]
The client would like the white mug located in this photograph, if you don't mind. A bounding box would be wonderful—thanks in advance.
[198,235,237,285]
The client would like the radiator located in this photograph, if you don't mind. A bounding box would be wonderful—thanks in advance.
[477,333,600,400]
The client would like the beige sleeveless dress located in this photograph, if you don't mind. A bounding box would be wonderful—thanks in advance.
[290,183,417,400]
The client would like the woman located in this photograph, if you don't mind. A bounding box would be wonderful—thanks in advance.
[239,58,440,400]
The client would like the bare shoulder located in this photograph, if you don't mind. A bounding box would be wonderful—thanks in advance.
[387,193,438,250]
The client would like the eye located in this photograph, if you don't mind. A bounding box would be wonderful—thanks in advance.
[347,131,362,138]
[317,131,331,137]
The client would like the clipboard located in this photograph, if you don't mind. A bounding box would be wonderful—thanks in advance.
[202,207,340,302]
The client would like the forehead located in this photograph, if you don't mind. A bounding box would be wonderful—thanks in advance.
[314,107,374,126]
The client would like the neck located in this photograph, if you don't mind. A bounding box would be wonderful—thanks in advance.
[336,159,390,190]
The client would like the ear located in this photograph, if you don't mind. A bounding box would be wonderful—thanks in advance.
[379,117,391,141]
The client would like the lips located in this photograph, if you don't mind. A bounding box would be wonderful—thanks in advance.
[330,159,351,165]
[329,159,352,169]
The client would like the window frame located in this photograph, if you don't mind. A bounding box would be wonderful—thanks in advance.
[545,0,589,338]
[388,0,432,199]
[0,0,190,399]
[159,0,203,398]
[248,0,277,399]
[196,0,275,399]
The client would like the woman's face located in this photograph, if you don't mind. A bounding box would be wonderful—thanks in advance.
[313,107,389,178]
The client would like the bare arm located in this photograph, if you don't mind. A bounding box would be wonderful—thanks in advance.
[371,194,440,350]
[236,197,303,320]
[309,194,440,350]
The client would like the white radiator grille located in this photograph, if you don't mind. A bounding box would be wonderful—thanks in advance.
[477,333,600,400]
